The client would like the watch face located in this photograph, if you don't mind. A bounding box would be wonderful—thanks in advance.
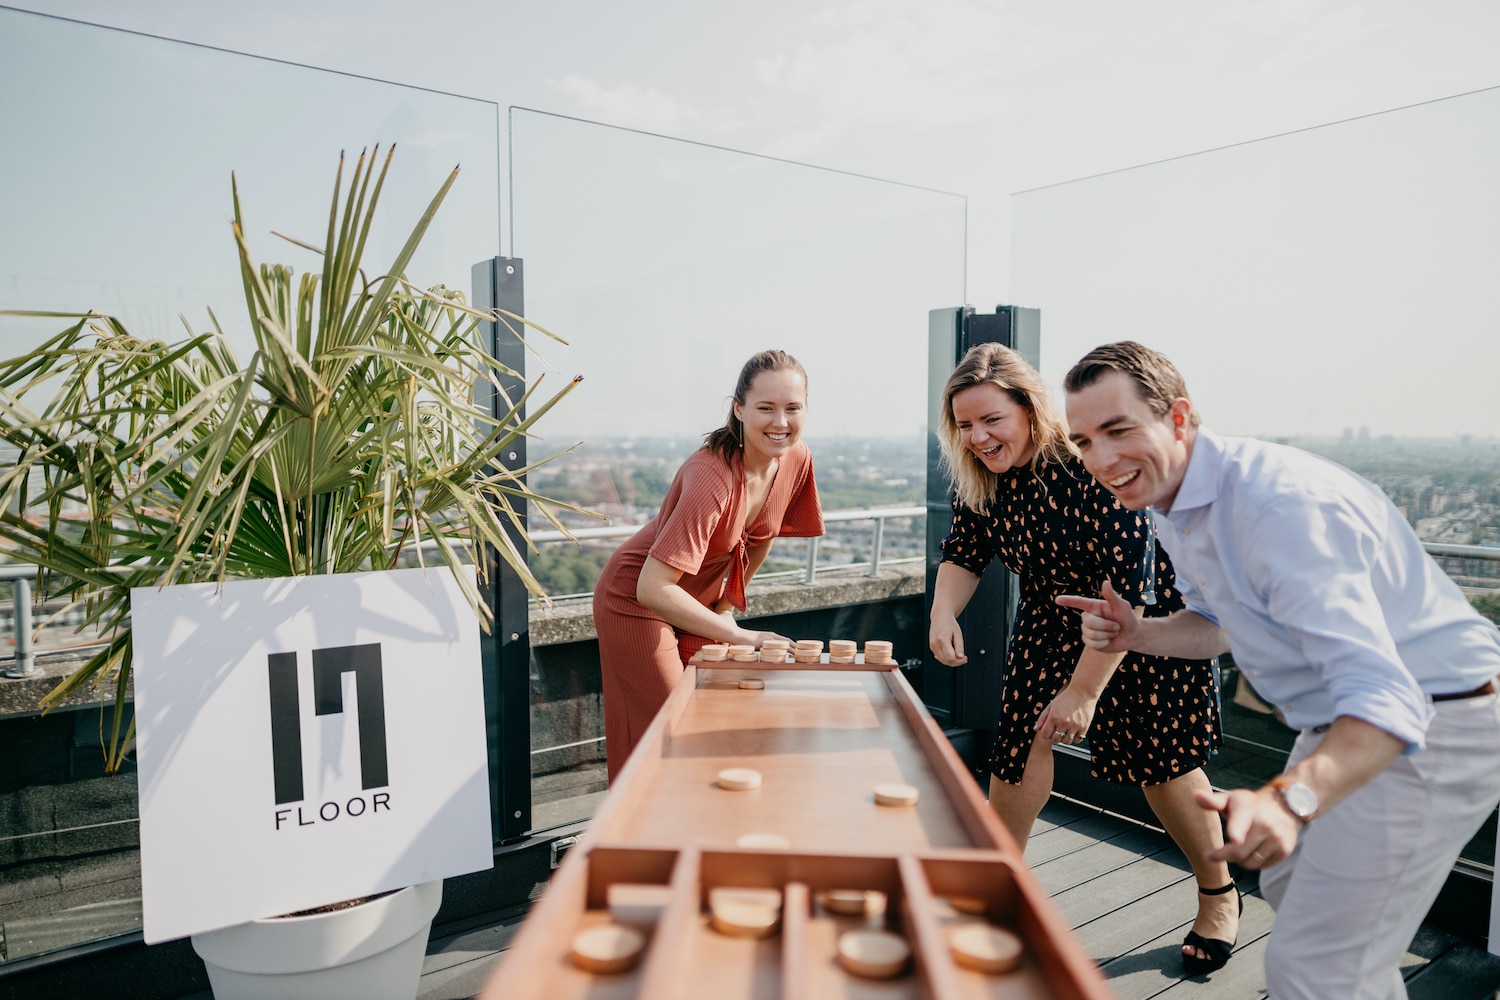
[1283,781,1318,819]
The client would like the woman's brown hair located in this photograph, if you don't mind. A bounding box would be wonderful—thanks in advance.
[703,350,808,465]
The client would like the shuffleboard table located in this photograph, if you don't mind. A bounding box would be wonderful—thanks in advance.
[479,650,1115,999]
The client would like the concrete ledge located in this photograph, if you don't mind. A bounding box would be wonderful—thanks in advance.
[1,564,928,715]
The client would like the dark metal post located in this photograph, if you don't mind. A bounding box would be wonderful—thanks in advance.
[472,256,533,843]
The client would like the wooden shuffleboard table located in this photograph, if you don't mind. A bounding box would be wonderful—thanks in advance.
[479,648,1115,999]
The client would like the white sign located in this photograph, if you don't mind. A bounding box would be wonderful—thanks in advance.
[132,567,493,944]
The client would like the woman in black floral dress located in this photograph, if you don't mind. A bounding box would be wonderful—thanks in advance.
[928,343,1239,975]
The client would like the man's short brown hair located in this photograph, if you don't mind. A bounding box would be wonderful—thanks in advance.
[1063,341,1200,427]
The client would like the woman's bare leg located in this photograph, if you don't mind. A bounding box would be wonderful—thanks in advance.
[987,732,1056,848]
[1141,768,1239,962]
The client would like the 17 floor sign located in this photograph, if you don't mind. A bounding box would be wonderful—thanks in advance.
[268,643,394,831]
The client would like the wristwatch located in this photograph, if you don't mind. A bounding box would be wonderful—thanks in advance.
[1268,777,1318,823]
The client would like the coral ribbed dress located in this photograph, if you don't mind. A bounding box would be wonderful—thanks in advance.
[593,441,823,780]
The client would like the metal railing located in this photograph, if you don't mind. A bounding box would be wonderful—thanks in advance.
[526,505,927,600]
[4,529,1496,677]
[0,564,36,678]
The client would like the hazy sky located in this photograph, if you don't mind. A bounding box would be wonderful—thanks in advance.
[5,1,1500,438]
[1014,84,1500,438]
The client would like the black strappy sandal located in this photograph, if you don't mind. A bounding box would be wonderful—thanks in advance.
[1181,881,1242,976]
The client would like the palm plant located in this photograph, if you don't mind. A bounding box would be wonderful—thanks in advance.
[0,146,594,771]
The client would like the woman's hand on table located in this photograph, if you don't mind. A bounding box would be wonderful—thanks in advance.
[743,628,792,647]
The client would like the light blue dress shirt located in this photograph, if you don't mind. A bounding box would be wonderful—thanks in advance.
[1155,429,1500,750]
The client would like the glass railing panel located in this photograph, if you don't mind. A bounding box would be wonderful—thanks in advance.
[0,7,500,965]
[510,108,966,829]
[1011,86,1500,868]
[0,11,500,364]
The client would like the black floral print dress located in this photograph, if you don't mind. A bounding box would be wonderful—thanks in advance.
[940,457,1220,787]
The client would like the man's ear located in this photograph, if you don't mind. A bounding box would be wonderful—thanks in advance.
[1169,397,1193,436]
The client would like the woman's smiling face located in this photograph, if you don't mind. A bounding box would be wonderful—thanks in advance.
[950,382,1034,473]
[734,368,806,465]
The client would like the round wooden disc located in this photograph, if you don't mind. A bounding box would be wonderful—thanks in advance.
[735,832,790,849]
[738,677,765,690]
[837,929,910,979]
[699,644,729,661]
[828,654,856,663]
[710,902,780,938]
[948,924,1024,974]
[948,895,989,915]
[569,924,645,974]
[828,639,857,654]
[792,651,822,662]
[794,639,824,650]
[717,767,763,791]
[820,889,875,915]
[709,888,782,938]
[873,782,920,807]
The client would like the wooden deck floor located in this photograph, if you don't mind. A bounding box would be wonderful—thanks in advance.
[401,794,1500,1000]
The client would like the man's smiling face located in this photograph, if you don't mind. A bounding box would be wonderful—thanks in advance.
[1065,370,1192,511]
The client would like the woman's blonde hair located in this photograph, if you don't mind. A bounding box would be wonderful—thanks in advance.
[937,343,1076,511]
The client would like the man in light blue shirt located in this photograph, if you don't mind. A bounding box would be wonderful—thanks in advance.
[1057,341,1500,1000]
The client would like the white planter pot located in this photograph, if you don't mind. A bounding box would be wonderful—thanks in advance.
[190,880,442,1000]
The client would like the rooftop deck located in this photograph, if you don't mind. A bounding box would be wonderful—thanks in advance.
[336,794,1500,1000]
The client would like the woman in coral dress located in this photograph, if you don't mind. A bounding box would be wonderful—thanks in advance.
[593,350,823,781]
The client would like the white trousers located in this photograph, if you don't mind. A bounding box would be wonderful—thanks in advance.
[1259,693,1500,1000]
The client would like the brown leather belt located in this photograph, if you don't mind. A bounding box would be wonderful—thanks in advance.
[1431,679,1498,702]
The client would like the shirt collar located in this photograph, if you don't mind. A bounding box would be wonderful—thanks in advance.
[1161,427,1224,517]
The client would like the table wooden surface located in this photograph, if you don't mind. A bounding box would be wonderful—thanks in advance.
[479,654,1115,999]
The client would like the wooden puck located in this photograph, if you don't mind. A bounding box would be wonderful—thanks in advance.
[948,895,988,915]
[569,924,646,974]
[828,639,857,655]
[794,639,824,651]
[828,654,856,664]
[717,767,763,791]
[699,644,729,661]
[837,929,910,979]
[709,887,782,938]
[792,651,822,663]
[948,924,1024,974]
[735,832,790,849]
[820,889,882,916]
[738,677,765,690]
[873,782,920,807]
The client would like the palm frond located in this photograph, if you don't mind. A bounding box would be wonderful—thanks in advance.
[0,148,596,770]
